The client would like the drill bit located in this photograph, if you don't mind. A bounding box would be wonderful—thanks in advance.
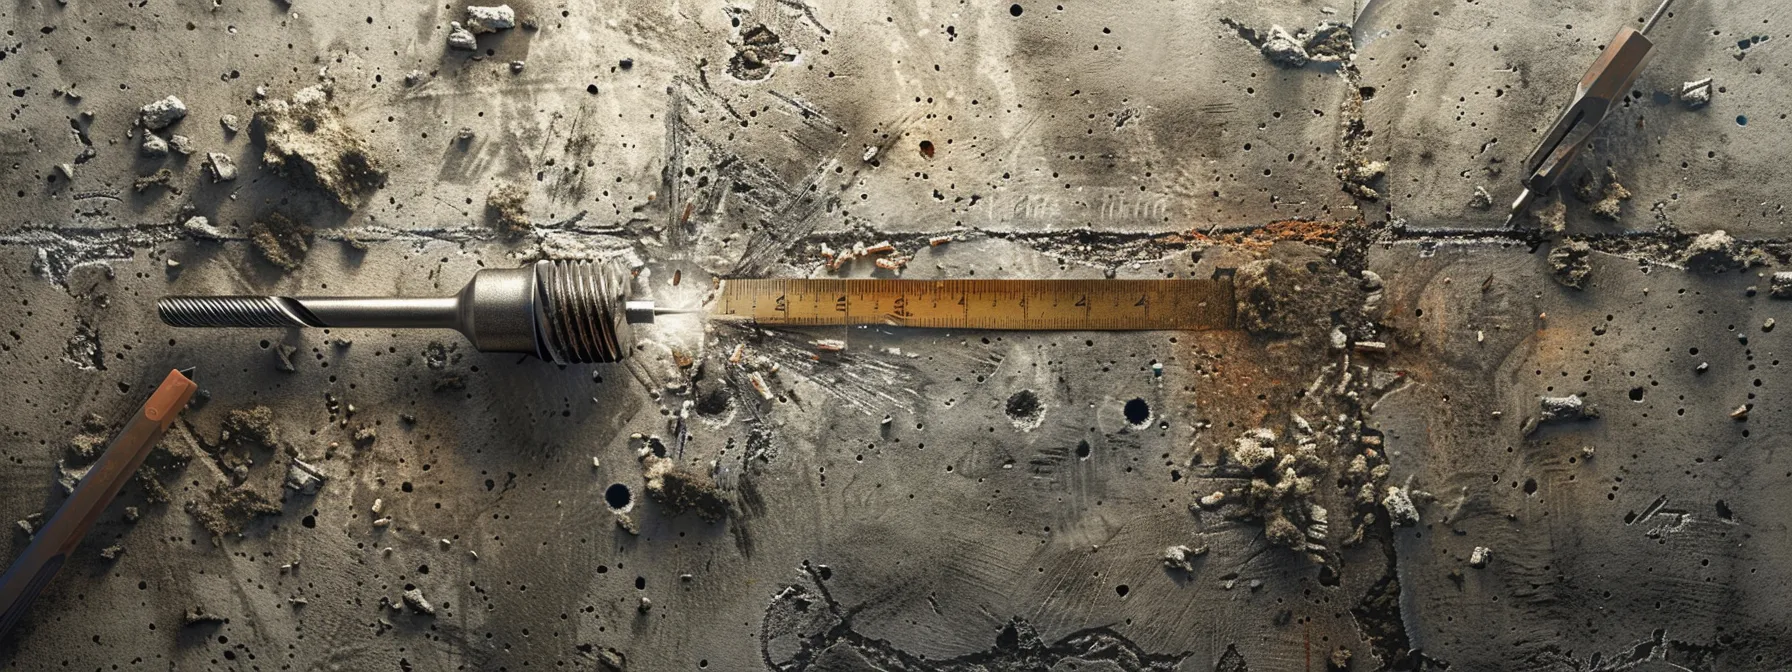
[158,259,671,364]
[1505,0,1677,227]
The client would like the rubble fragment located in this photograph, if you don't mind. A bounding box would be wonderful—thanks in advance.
[140,133,169,158]
[1469,546,1491,568]
[15,513,42,537]
[1381,486,1419,527]
[1337,158,1386,200]
[99,545,124,561]
[1682,230,1745,274]
[248,213,310,272]
[638,452,730,521]
[1534,197,1567,234]
[183,215,224,239]
[353,425,377,449]
[274,343,298,372]
[219,114,240,134]
[1259,25,1310,67]
[1538,395,1597,423]
[1680,78,1713,108]
[139,95,188,130]
[284,459,325,495]
[204,152,237,182]
[1548,240,1593,290]
[402,587,435,615]
[486,183,530,233]
[1589,167,1631,220]
[447,22,478,50]
[1161,544,1208,574]
[182,607,225,626]
[1771,272,1792,299]
[67,413,110,461]
[465,5,515,33]
[56,460,91,495]
[253,85,386,209]
[168,134,195,156]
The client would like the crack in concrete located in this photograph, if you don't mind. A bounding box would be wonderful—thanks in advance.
[760,562,1190,671]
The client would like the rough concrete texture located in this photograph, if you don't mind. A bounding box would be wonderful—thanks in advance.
[0,1,1790,670]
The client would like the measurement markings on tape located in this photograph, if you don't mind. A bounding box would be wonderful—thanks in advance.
[714,279,1236,330]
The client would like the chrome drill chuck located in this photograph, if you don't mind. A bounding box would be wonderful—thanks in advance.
[158,259,660,364]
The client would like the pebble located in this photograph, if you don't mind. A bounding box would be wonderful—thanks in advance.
[509,61,525,73]
[55,163,74,180]
[219,114,240,133]
[168,134,195,155]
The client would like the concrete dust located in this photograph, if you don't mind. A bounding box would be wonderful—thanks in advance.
[248,213,311,272]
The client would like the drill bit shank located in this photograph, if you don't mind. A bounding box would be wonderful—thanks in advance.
[159,260,660,364]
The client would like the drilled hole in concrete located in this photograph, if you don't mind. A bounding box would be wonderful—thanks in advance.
[1114,584,1130,598]
[605,483,633,512]
[1629,387,1645,402]
[1006,390,1045,431]
[1523,478,1538,495]
[1123,398,1151,426]
[1075,440,1092,459]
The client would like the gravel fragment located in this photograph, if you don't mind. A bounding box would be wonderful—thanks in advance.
[1681,78,1713,108]
[447,22,478,50]
[220,114,240,133]
[1161,544,1208,574]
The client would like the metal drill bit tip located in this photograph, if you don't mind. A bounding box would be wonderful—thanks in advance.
[158,260,648,364]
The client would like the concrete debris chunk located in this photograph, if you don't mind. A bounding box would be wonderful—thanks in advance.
[1548,240,1593,290]
[140,95,188,130]
[447,22,478,50]
[284,458,325,495]
[99,544,124,561]
[133,169,174,192]
[1771,272,1792,299]
[486,183,530,232]
[1260,25,1310,67]
[16,513,43,537]
[1680,78,1713,108]
[1683,230,1745,274]
[253,85,387,209]
[1229,428,1277,471]
[56,460,92,495]
[183,216,224,240]
[219,114,240,133]
[1381,485,1419,526]
[55,163,75,180]
[1589,167,1631,220]
[168,134,195,156]
[402,587,435,615]
[1161,544,1208,574]
[465,5,515,33]
[1538,395,1597,423]
[1469,546,1491,568]
[204,152,237,182]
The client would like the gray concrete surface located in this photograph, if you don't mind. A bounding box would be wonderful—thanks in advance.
[1,0,1790,670]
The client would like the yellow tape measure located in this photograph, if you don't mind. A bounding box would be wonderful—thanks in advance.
[714,279,1236,330]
